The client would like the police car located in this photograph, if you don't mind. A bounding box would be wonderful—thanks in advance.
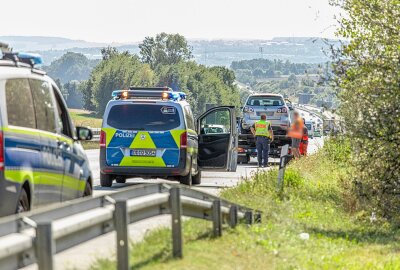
[0,45,93,216]
[100,87,238,187]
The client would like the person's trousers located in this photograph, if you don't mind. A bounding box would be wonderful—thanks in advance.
[256,136,270,166]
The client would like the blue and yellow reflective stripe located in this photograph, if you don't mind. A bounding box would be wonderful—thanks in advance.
[5,168,85,191]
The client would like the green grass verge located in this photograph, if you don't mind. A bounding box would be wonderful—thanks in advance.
[69,109,103,128]
[89,142,400,270]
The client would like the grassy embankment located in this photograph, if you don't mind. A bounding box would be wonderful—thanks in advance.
[69,109,102,150]
[89,139,400,270]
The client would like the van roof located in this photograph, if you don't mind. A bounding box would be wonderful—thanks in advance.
[0,61,47,80]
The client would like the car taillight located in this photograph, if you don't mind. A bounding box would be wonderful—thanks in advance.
[0,131,4,171]
[277,107,288,113]
[180,131,187,149]
[243,106,254,113]
[100,130,106,148]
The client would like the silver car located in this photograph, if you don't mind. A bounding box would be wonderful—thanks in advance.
[241,93,291,138]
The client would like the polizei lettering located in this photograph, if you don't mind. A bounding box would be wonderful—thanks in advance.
[115,132,135,138]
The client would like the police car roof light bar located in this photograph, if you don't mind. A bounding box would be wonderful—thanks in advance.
[1,51,43,67]
[112,89,186,101]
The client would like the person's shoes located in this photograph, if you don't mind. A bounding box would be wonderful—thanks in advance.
[258,164,263,168]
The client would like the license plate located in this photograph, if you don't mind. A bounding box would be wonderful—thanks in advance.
[257,111,274,116]
[130,149,156,157]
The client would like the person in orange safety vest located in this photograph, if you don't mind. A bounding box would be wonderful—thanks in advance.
[299,118,309,156]
[288,111,304,159]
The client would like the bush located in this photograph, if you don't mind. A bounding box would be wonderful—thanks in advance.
[332,0,400,221]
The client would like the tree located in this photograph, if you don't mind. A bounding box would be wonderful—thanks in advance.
[85,52,155,115]
[63,80,83,109]
[45,52,98,83]
[101,46,119,60]
[139,33,193,69]
[332,0,400,221]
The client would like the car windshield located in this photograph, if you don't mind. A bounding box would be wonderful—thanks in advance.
[107,104,181,131]
[246,96,284,106]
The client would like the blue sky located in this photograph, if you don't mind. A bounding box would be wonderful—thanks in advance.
[0,0,340,43]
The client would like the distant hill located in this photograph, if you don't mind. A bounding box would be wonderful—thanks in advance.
[0,36,340,66]
[0,36,114,51]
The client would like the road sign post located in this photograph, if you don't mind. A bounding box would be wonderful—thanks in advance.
[277,144,289,192]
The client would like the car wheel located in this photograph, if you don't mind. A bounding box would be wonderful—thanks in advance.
[83,181,92,197]
[16,188,30,213]
[100,173,113,187]
[192,170,202,185]
[179,163,193,186]
[116,176,126,184]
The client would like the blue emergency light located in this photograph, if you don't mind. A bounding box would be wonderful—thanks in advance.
[112,87,186,101]
[17,52,43,66]
[1,50,43,67]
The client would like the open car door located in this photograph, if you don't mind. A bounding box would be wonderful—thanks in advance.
[197,106,238,172]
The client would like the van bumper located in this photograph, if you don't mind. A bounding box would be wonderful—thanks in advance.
[99,148,191,177]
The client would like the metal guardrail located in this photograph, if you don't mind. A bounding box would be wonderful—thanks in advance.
[0,183,261,270]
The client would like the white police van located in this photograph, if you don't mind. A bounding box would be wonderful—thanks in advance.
[0,44,93,216]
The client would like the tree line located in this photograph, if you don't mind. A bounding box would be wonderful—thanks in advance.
[231,58,326,85]
[48,33,240,117]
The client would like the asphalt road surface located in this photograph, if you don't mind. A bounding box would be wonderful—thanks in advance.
[88,137,323,197]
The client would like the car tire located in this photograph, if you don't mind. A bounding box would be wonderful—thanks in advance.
[116,176,126,184]
[179,163,193,186]
[83,181,92,197]
[16,188,30,213]
[192,170,202,185]
[100,173,113,187]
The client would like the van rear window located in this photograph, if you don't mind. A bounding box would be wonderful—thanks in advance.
[107,104,181,131]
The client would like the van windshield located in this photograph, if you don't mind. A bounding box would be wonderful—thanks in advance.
[246,96,284,106]
[107,104,181,131]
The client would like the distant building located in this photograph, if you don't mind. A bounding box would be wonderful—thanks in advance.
[298,93,315,104]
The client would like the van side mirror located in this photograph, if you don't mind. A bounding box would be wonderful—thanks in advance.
[76,127,93,141]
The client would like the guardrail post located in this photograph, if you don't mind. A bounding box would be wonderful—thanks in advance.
[254,211,262,223]
[212,200,222,237]
[115,200,129,270]
[36,222,54,270]
[229,205,238,228]
[245,211,253,225]
[170,187,183,258]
